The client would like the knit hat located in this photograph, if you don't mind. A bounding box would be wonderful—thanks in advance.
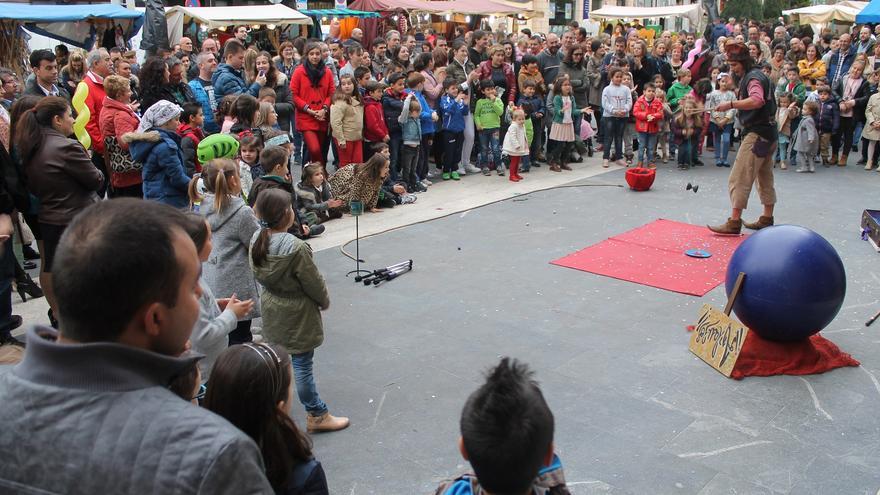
[138,100,183,133]
[724,41,751,64]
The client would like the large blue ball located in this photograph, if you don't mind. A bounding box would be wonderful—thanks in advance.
[725,225,846,342]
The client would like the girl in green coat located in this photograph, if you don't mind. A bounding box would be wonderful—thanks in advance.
[249,188,349,433]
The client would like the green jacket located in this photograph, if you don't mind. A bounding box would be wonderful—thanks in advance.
[249,232,330,355]
[666,82,692,112]
[474,97,504,130]
[524,117,534,145]
[551,95,584,124]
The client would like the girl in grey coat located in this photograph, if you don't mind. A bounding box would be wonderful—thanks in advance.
[199,159,261,344]
[793,101,820,173]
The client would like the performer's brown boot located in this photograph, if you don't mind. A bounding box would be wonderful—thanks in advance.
[708,218,742,235]
[743,216,774,230]
[838,154,848,166]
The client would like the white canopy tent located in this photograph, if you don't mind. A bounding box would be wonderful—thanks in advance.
[588,4,703,31]
[164,5,311,45]
[782,1,867,24]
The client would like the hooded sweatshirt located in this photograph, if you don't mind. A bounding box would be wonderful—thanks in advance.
[200,194,261,319]
[249,231,329,355]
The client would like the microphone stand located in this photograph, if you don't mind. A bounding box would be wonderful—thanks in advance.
[346,200,371,278]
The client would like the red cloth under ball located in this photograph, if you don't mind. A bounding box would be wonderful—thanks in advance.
[686,327,859,379]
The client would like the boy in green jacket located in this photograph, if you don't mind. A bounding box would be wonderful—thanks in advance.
[474,80,505,175]
[666,68,693,113]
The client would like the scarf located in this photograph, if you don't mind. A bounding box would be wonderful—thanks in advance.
[138,100,182,133]
[304,59,326,88]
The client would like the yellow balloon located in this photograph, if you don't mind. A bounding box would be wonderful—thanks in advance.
[71,81,91,150]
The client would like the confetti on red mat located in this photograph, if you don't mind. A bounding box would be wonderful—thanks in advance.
[551,219,746,296]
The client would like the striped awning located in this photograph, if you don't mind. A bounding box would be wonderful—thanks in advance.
[300,8,381,18]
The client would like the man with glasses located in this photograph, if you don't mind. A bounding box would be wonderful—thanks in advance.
[0,69,17,110]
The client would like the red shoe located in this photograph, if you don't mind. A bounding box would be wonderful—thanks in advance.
[509,159,522,182]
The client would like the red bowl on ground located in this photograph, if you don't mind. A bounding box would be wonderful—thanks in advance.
[625,167,656,191]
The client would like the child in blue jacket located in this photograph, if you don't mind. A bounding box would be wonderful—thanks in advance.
[398,93,424,193]
[404,72,437,187]
[518,81,545,170]
[439,79,470,181]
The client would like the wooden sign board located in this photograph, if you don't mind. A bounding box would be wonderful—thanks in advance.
[689,303,749,377]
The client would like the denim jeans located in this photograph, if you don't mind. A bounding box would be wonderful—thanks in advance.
[478,128,502,168]
[636,132,657,164]
[388,132,402,181]
[678,138,694,165]
[602,117,626,160]
[711,122,733,163]
[292,350,328,416]
[291,130,303,166]
[775,136,790,162]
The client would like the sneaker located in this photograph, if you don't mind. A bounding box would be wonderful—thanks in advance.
[451,172,460,180]
[306,224,326,237]
[427,170,440,179]
[497,167,506,176]
[401,193,418,204]
[481,167,491,176]
[603,159,610,168]
[465,164,483,174]
[780,161,788,170]
[420,179,431,188]
[307,412,350,433]
[694,159,705,166]
[415,182,428,192]
[456,167,467,176]
[795,167,807,173]
[442,172,451,180]
[678,164,688,170]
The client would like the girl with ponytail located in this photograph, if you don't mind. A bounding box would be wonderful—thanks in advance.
[199,159,261,345]
[249,188,349,434]
[16,96,104,326]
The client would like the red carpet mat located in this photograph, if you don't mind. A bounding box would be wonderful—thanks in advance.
[551,219,746,296]
[730,333,860,380]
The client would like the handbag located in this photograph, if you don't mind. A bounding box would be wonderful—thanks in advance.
[104,136,143,174]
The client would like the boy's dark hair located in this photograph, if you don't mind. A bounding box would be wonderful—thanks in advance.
[521,53,538,66]
[354,66,371,82]
[29,49,55,69]
[260,145,288,172]
[223,39,245,59]
[53,199,188,342]
[386,71,405,85]
[181,102,202,124]
[479,79,495,91]
[522,81,536,91]
[817,84,832,94]
[520,101,534,116]
[460,358,554,494]
[443,78,459,90]
[364,80,385,94]
[643,82,656,92]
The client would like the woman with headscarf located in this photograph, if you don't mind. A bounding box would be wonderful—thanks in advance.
[128,100,192,208]
[290,42,334,167]
[15,96,103,324]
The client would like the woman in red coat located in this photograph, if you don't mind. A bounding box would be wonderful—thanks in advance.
[290,42,335,166]
[98,75,145,197]
[476,45,517,106]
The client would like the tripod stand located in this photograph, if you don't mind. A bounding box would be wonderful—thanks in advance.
[346,200,371,278]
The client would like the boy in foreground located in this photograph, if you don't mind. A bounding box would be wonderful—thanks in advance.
[434,357,570,495]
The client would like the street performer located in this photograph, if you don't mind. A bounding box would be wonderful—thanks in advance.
[708,41,778,235]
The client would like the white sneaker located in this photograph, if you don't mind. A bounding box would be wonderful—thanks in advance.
[401,193,418,204]
[465,164,482,174]
[426,170,440,179]
[456,167,467,176]
[420,179,431,187]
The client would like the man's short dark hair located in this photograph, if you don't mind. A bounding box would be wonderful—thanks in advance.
[224,39,245,58]
[29,49,55,69]
[460,358,554,494]
[53,199,188,342]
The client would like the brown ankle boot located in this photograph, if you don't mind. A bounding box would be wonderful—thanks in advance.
[307,412,350,433]
[549,164,562,172]
[830,153,838,165]
[743,216,774,230]
[708,218,743,235]
[838,154,848,166]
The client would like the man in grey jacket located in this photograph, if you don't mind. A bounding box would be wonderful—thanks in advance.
[0,199,273,494]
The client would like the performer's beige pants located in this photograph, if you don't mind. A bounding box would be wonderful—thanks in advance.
[729,132,777,210]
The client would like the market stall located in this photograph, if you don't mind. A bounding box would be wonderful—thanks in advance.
[0,3,143,77]
[857,0,880,22]
[165,5,311,48]
[783,1,867,24]
[588,4,703,33]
